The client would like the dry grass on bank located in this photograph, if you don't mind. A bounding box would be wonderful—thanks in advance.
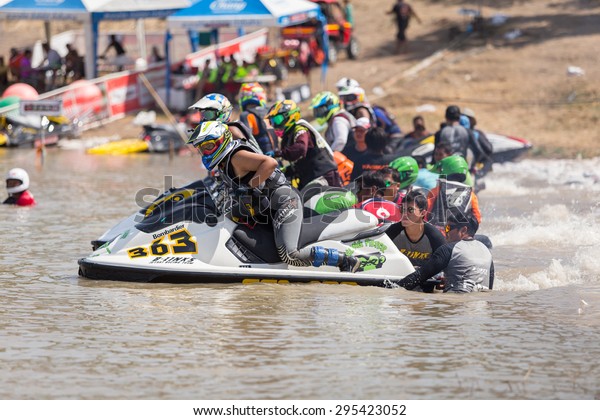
[1,0,599,157]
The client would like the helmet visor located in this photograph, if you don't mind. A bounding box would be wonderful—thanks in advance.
[197,132,225,155]
[269,114,286,128]
[199,108,220,121]
[313,105,329,119]
[340,93,358,103]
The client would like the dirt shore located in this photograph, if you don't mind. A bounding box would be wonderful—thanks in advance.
[2,0,599,157]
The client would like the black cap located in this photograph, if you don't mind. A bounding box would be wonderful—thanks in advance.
[445,105,461,121]
[447,213,479,235]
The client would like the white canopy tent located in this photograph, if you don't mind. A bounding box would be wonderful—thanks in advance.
[166,0,329,82]
[0,0,191,79]
[167,0,322,29]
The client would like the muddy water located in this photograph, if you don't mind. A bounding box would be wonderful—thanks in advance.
[1,148,598,399]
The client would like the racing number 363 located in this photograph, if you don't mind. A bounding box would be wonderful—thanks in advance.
[127,229,197,258]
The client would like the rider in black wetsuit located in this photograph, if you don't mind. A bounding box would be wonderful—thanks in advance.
[187,120,360,272]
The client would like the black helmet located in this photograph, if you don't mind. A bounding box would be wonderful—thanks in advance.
[445,105,461,121]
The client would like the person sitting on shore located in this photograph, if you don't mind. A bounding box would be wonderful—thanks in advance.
[3,168,36,206]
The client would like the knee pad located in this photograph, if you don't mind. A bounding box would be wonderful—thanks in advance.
[326,248,339,267]
[311,246,326,267]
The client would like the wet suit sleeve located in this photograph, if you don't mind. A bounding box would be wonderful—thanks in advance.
[395,242,454,290]
[385,221,405,241]
[467,130,484,171]
[424,223,446,252]
[281,129,310,163]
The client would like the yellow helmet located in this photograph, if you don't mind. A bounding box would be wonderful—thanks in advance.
[266,100,300,133]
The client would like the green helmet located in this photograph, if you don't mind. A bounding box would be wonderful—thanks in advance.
[432,155,469,183]
[389,156,419,189]
[310,91,341,126]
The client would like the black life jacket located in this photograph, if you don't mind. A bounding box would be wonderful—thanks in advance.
[239,109,274,155]
[229,120,262,153]
[428,178,473,229]
[282,119,338,189]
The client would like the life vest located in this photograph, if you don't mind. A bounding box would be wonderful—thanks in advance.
[219,141,287,225]
[228,120,262,153]
[333,151,354,186]
[325,109,356,151]
[348,104,376,126]
[427,178,473,228]
[437,125,469,158]
[282,119,338,189]
[239,109,274,155]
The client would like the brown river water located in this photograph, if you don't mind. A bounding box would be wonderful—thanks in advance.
[1,147,599,399]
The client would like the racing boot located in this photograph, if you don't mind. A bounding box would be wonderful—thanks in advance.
[311,246,361,273]
[339,255,361,273]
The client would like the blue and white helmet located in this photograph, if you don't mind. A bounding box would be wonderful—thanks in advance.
[6,167,29,194]
[188,121,236,170]
[189,93,233,123]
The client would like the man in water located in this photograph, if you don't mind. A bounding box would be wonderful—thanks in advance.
[393,214,494,293]
[3,168,36,206]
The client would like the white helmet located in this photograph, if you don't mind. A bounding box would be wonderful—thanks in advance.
[6,168,30,194]
[335,77,360,93]
[189,93,233,123]
[339,86,367,110]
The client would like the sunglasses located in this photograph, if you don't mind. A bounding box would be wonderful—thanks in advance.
[199,109,220,121]
[445,224,460,233]
[385,180,400,188]
[402,206,417,214]
[269,114,286,127]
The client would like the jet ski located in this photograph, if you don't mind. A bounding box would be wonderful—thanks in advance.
[78,177,416,287]
[486,133,532,163]
[395,132,531,165]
